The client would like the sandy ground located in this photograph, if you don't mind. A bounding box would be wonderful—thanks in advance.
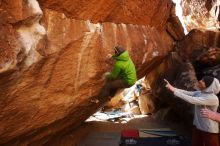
[46,114,190,146]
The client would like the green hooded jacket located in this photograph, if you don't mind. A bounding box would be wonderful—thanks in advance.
[106,51,137,85]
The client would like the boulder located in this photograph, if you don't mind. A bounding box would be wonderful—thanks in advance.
[146,29,220,123]
[0,0,178,145]
[181,0,220,31]
[38,0,173,30]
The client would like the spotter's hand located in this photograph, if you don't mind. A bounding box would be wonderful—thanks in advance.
[164,79,175,92]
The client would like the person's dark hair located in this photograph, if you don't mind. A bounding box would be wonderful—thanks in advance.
[114,45,125,55]
[202,76,214,88]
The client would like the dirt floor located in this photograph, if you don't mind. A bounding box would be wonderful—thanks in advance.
[46,113,191,146]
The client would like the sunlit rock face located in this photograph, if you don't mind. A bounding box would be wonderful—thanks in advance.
[146,29,220,123]
[38,0,173,31]
[0,0,178,145]
[181,0,220,31]
[0,0,45,73]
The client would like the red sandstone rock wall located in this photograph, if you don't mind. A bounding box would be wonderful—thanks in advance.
[182,0,220,31]
[0,0,177,145]
[38,0,172,31]
[146,29,220,124]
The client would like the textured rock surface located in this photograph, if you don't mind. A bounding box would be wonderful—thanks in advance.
[176,29,220,79]
[38,0,173,31]
[166,4,185,41]
[138,92,157,115]
[177,30,220,63]
[0,0,177,144]
[146,29,220,123]
[4,0,220,145]
[0,0,45,73]
[182,0,220,31]
[166,16,185,40]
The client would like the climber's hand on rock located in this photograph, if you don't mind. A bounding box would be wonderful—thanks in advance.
[104,72,110,76]
[105,54,114,65]
[102,72,110,80]
[106,54,112,59]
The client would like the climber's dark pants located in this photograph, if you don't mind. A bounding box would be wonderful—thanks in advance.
[192,127,219,146]
[98,79,131,99]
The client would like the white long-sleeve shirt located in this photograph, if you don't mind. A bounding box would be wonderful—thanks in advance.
[173,78,220,133]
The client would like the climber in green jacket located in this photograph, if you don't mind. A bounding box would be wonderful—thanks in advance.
[106,46,137,85]
[97,45,137,101]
